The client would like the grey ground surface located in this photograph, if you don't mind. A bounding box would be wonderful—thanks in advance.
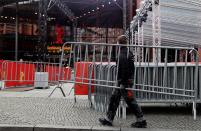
[0,84,200,130]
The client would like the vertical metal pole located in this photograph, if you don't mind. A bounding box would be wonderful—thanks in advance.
[128,0,133,45]
[73,22,77,41]
[70,23,75,41]
[15,2,19,61]
[152,0,161,63]
[123,0,127,31]
[193,49,199,120]
[105,28,108,43]
[38,0,48,61]
[129,0,133,21]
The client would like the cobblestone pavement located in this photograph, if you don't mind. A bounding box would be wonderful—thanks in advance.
[0,85,201,130]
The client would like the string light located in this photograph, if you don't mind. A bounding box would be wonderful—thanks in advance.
[77,0,117,20]
[35,12,37,15]
[5,16,7,19]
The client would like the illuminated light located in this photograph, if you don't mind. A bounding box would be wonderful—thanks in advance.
[84,13,86,16]
[1,16,3,18]
[109,1,111,4]
[140,1,145,7]
[102,4,104,7]
[5,16,7,19]
[47,46,71,53]
[88,11,90,14]
[92,9,94,12]
[114,0,116,1]
[13,17,15,20]
[42,14,45,17]
[35,12,37,15]
[97,7,99,10]
[76,17,79,19]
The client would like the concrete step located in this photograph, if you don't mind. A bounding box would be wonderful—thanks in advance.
[0,124,196,131]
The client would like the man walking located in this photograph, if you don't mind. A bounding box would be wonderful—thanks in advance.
[99,35,147,128]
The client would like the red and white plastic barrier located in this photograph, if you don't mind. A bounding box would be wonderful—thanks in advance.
[0,60,72,89]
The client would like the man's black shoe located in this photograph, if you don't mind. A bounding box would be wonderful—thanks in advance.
[131,120,147,128]
[99,118,113,126]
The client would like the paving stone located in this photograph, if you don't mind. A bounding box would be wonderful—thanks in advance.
[0,93,200,130]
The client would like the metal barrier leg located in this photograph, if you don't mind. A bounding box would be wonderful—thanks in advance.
[193,101,197,120]
[121,100,127,119]
[48,85,66,97]
[48,86,58,97]
[89,99,93,109]
[68,86,74,96]
[59,86,66,97]
[74,94,77,103]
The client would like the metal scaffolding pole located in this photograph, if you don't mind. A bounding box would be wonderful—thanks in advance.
[152,0,161,62]
[123,0,127,31]
[15,2,19,61]
[70,23,74,41]
[38,0,48,61]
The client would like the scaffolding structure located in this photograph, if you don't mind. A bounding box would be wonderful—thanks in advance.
[127,0,201,62]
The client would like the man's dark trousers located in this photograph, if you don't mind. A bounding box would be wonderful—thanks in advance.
[106,84,143,121]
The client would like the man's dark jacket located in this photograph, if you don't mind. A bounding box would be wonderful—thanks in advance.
[117,47,134,85]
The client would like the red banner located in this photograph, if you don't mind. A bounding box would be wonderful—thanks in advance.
[3,62,35,88]
[74,62,94,95]
[45,65,72,81]
[62,67,72,80]
[3,62,18,87]
[0,60,5,80]
[1,61,72,89]
[45,65,58,82]
[17,63,35,86]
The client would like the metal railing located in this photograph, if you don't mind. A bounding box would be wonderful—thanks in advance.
[57,41,199,120]
[0,60,71,94]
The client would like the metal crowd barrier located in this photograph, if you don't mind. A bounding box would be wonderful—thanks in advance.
[58,42,199,120]
[0,60,71,94]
